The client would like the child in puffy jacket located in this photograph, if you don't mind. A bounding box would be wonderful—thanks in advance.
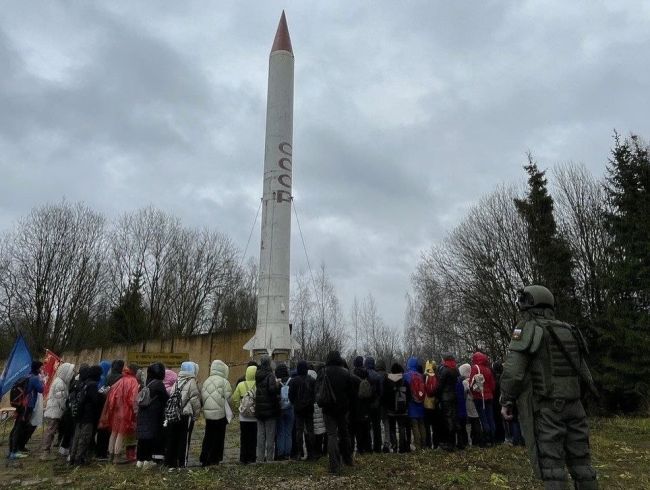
[69,365,103,465]
[455,374,467,449]
[423,361,438,449]
[352,359,372,454]
[275,363,293,460]
[40,363,75,458]
[382,363,410,453]
[309,369,327,458]
[135,363,169,469]
[165,361,201,468]
[289,361,315,460]
[436,354,459,452]
[231,364,257,464]
[200,360,232,466]
[94,360,113,460]
[403,357,425,451]
[459,363,483,447]
[469,352,496,446]
[98,363,140,463]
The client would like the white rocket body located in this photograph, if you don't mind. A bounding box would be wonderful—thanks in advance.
[244,13,298,356]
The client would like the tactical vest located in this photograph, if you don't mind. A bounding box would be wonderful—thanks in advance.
[527,317,582,401]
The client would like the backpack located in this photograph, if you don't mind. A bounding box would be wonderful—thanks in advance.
[69,384,88,420]
[280,380,291,410]
[164,380,187,424]
[409,373,426,404]
[315,371,337,409]
[394,381,407,414]
[424,374,438,409]
[9,376,30,409]
[239,382,256,418]
[425,373,438,396]
[137,382,154,409]
[471,365,485,394]
[358,378,374,400]
[471,365,486,408]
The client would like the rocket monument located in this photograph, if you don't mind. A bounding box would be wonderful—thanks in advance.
[244,12,298,357]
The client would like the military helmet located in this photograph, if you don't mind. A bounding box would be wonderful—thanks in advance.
[516,285,555,311]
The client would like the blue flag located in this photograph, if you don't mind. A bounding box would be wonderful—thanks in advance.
[0,334,33,399]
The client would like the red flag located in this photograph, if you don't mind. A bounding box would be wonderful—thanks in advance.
[43,349,61,397]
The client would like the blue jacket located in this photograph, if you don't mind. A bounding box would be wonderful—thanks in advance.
[26,374,44,409]
[98,360,112,389]
[403,357,424,419]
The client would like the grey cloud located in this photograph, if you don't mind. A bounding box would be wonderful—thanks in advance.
[1,1,650,329]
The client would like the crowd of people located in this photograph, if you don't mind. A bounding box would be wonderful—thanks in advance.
[6,350,524,475]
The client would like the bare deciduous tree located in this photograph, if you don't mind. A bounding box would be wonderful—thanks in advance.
[409,186,533,360]
[211,258,258,332]
[107,207,244,338]
[290,265,346,361]
[107,207,180,338]
[554,163,611,324]
[409,166,615,362]
[0,202,254,352]
[358,293,402,366]
[350,296,361,356]
[166,228,239,336]
[0,202,105,352]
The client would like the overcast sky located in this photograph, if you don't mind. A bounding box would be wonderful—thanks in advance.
[1,1,649,330]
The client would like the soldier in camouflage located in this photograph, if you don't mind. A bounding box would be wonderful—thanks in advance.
[500,285,598,489]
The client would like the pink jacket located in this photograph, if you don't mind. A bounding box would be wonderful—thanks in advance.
[164,369,178,395]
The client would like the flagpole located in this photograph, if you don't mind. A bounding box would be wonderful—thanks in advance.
[9,319,21,338]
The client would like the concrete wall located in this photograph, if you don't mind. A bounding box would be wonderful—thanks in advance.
[58,329,255,386]
[1,329,255,408]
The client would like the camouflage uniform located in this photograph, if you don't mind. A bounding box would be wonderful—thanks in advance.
[500,286,598,490]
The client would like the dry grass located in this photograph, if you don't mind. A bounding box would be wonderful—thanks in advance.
[1,417,648,489]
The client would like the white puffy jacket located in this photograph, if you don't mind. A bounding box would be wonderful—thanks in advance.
[201,360,233,421]
[308,369,326,435]
[43,363,75,420]
[175,362,201,419]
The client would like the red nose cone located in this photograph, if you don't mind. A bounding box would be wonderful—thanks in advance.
[271,11,293,54]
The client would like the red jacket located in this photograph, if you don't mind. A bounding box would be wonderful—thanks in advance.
[98,367,140,435]
[469,352,496,401]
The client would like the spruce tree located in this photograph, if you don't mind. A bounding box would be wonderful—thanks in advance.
[110,272,148,344]
[514,154,578,322]
[602,133,650,411]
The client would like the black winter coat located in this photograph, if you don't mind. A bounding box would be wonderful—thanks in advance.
[288,374,315,415]
[136,379,169,440]
[317,367,355,417]
[255,366,280,420]
[79,380,102,425]
[366,368,383,401]
[352,367,371,422]
[382,374,407,417]
[436,364,459,402]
